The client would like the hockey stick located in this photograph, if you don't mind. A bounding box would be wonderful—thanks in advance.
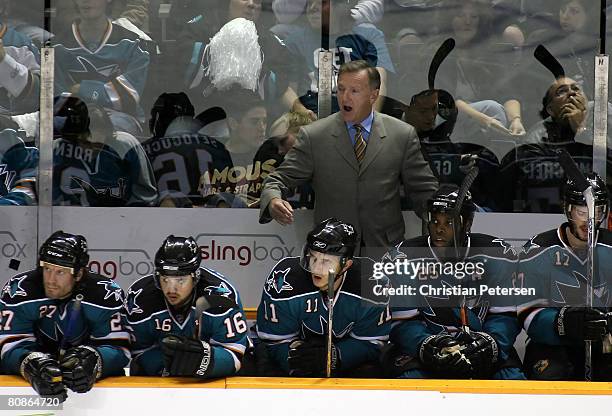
[191,292,240,338]
[534,45,565,79]
[161,291,238,376]
[557,149,595,381]
[194,296,208,339]
[428,38,455,90]
[452,166,479,333]
[59,294,84,360]
[161,295,207,378]
[326,268,337,378]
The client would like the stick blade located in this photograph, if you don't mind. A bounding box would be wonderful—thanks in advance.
[428,38,455,89]
[534,44,565,79]
[557,149,589,192]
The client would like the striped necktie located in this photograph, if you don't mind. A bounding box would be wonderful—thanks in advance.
[353,124,367,164]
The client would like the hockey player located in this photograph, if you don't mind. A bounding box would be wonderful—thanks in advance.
[384,185,525,379]
[53,94,158,206]
[519,173,612,380]
[0,231,129,401]
[124,235,248,378]
[256,218,390,377]
[142,93,233,207]
[0,127,37,205]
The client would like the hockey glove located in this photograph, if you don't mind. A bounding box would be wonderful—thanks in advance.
[419,334,472,377]
[556,306,608,342]
[287,338,339,377]
[20,352,67,401]
[461,331,499,378]
[59,346,102,393]
[161,335,214,378]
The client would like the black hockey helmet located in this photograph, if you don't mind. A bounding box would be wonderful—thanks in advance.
[428,184,476,224]
[53,94,90,139]
[149,92,195,138]
[563,172,609,227]
[39,231,89,273]
[427,183,476,249]
[155,235,201,284]
[300,218,357,272]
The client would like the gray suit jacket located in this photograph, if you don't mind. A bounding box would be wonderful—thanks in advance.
[260,111,438,249]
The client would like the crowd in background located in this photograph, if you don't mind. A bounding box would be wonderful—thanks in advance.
[0,0,610,213]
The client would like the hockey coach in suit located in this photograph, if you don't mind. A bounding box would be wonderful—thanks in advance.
[259,60,438,249]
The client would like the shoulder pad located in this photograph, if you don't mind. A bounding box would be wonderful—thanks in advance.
[398,235,430,250]
[196,267,241,312]
[597,229,612,246]
[1,269,45,305]
[520,229,559,259]
[389,236,433,261]
[124,275,165,321]
[263,257,315,300]
[529,229,560,248]
[109,23,141,42]
[78,273,124,308]
[470,234,518,260]
[340,257,388,305]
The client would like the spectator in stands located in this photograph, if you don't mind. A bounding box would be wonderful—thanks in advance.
[498,75,612,213]
[526,0,599,97]
[403,87,501,211]
[0,127,38,205]
[420,0,525,145]
[284,0,394,118]
[52,94,158,207]
[271,0,384,39]
[198,88,267,206]
[52,0,150,136]
[52,0,150,33]
[383,0,442,43]
[490,0,526,48]
[163,0,295,123]
[0,1,40,115]
[3,0,51,45]
[249,111,313,206]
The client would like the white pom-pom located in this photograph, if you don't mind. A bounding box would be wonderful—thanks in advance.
[206,18,262,92]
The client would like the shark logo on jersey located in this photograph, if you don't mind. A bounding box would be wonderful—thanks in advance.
[381,246,407,263]
[301,315,354,338]
[554,271,610,306]
[2,275,27,298]
[492,238,517,256]
[97,281,123,302]
[69,56,122,85]
[126,287,143,314]
[0,163,16,193]
[422,280,487,330]
[522,237,541,255]
[203,282,232,298]
[72,177,127,206]
[265,268,293,294]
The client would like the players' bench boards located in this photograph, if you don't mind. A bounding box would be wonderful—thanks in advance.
[1,376,611,415]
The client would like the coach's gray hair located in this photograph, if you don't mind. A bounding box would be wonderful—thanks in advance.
[338,61,381,90]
